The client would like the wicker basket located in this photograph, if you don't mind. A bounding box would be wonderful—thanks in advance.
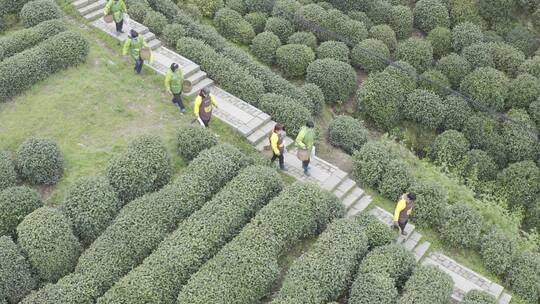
[103,14,114,23]
[139,47,151,60]
[296,149,309,161]
[182,80,192,93]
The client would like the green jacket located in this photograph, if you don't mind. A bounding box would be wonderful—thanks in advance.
[165,69,184,94]
[295,126,315,153]
[122,36,146,60]
[104,0,126,23]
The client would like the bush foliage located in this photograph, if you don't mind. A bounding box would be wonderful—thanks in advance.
[440,203,482,248]
[378,159,414,201]
[214,8,255,44]
[327,116,368,155]
[287,31,317,50]
[358,244,416,288]
[410,180,448,227]
[460,67,509,111]
[506,251,540,303]
[351,38,389,72]
[161,23,186,47]
[349,272,398,304]
[276,44,315,77]
[389,5,413,39]
[403,89,445,129]
[244,12,268,34]
[451,22,483,52]
[352,141,393,188]
[480,229,517,277]
[317,40,349,62]
[497,160,540,210]
[259,93,312,137]
[0,186,41,237]
[436,53,471,88]
[355,213,394,249]
[427,26,452,58]
[20,0,62,28]
[0,151,16,191]
[507,73,540,109]
[251,31,281,64]
[430,130,470,167]
[414,0,450,33]
[306,58,357,104]
[399,265,453,304]
[176,126,218,161]
[395,38,434,73]
[264,16,294,43]
[16,137,64,185]
[461,149,498,181]
[143,11,168,35]
[0,236,36,303]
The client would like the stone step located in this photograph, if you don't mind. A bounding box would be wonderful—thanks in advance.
[73,0,97,9]
[413,241,430,262]
[247,120,275,145]
[185,70,207,87]
[368,206,415,243]
[142,31,156,43]
[147,39,162,51]
[84,8,104,21]
[349,194,372,214]
[333,178,356,200]
[342,187,365,210]
[184,78,214,98]
[403,231,421,251]
[498,292,511,304]
[79,0,105,16]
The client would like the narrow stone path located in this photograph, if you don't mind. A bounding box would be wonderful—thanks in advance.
[71,4,512,303]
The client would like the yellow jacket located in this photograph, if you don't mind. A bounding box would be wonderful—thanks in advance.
[270,131,284,155]
[194,95,217,118]
[393,198,412,222]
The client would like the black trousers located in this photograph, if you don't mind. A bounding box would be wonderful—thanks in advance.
[201,119,210,127]
[302,159,310,169]
[135,56,144,74]
[398,220,408,231]
[115,19,123,32]
[271,153,284,168]
[172,93,185,111]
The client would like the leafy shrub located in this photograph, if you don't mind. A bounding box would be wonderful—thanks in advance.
[274,218,369,303]
[462,43,494,69]
[462,114,507,167]
[42,30,89,70]
[491,42,525,77]
[176,126,218,161]
[176,183,343,304]
[97,166,283,304]
[520,55,540,78]
[449,0,485,26]
[276,44,315,77]
[348,10,373,29]
[259,93,312,137]
[383,61,417,93]
[106,135,172,203]
[498,160,540,209]
[395,38,433,73]
[506,251,540,303]
[20,0,62,28]
[351,38,389,72]
[3,0,33,14]
[414,0,450,33]
[358,244,416,288]
[317,40,349,62]
[529,98,540,126]
[440,203,482,248]
[501,109,538,163]
[301,83,324,115]
[214,8,255,44]
[524,198,540,232]
[17,207,81,283]
[352,141,393,188]
[462,290,496,304]
[0,151,16,191]
[127,2,149,22]
[327,11,368,45]
[287,31,317,50]
[265,16,294,43]
[427,27,451,58]
[366,0,391,25]
[378,160,413,201]
[61,177,121,247]
[460,67,509,111]
[349,273,398,304]
[403,89,445,129]
[0,186,41,237]
[479,229,517,277]
[388,5,413,39]
[506,25,538,57]
[431,130,470,167]
[369,25,396,51]
[225,0,246,14]
[16,137,64,185]
[143,11,167,35]
[451,22,483,52]
[461,149,497,181]
[244,12,267,34]
[419,69,450,96]
[188,0,223,17]
[479,0,515,21]
[355,212,394,249]
[251,31,281,64]
[161,23,186,47]
[507,73,540,109]
[399,265,453,304]
[441,95,471,130]
[435,53,471,88]
[0,236,36,303]
[327,116,368,154]
[0,19,67,62]
[245,0,272,12]
[409,180,448,227]
[306,58,357,103]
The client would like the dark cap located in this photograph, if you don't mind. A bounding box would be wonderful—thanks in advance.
[407,192,416,201]
[170,63,179,71]
[130,29,138,38]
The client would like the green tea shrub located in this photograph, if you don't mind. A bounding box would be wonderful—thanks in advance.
[440,203,482,248]
[460,67,509,111]
[61,177,121,247]
[449,0,484,26]
[143,11,167,35]
[251,31,281,64]
[188,0,223,17]
[463,114,507,167]
[306,58,357,103]
[462,43,494,69]
[348,11,373,29]
[358,244,416,288]
[17,207,81,283]
[461,149,498,181]
[274,218,369,303]
[127,2,149,22]
[352,141,393,189]
[491,42,525,77]
[378,160,413,201]
[462,290,496,304]
[225,0,246,14]
[355,212,394,249]
[41,31,89,71]
[366,0,391,25]
[519,55,540,78]
[501,109,537,163]
[214,8,255,44]
[327,10,368,45]
[430,130,470,167]
[524,199,540,231]
[398,265,453,304]
[498,160,540,209]
[176,126,218,161]
[3,0,33,14]
[435,53,471,88]
[441,95,471,130]
[327,116,368,154]
[383,61,417,93]
[161,23,186,47]
[479,229,517,277]
[506,251,540,303]
[97,166,283,304]
[287,31,317,50]
[106,135,172,203]
[176,183,343,304]
[301,83,324,115]
[505,25,538,57]
[507,73,540,109]
[244,12,268,34]
[259,93,312,137]
[16,137,64,185]
[245,0,272,12]
[0,151,16,190]
[409,180,448,227]
[317,40,349,62]
[351,38,389,72]
[427,26,451,58]
[0,236,36,303]
[388,5,413,39]
[479,0,515,21]
[451,22,483,51]
[419,69,450,96]
[264,16,294,43]
[369,25,396,51]
[276,44,315,77]
[529,98,540,126]
[414,0,450,33]
[403,89,445,129]
[349,273,398,304]
[395,38,433,73]
[20,0,62,28]
[18,272,99,304]
[0,186,41,237]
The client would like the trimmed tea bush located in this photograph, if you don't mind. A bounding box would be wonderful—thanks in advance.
[378,160,413,201]
[327,116,368,154]
[306,58,357,103]
[225,0,246,14]
[366,0,391,25]
[409,180,448,227]
[352,38,389,72]
[0,151,16,190]
[298,83,324,116]
[176,183,343,304]
[441,95,471,130]
[506,25,538,57]
[143,11,167,35]
[451,22,483,52]
[127,2,149,22]
[287,31,317,50]
[462,43,494,69]
[357,71,404,129]
[358,244,416,288]
[0,236,36,303]
[395,38,433,73]
[520,55,540,78]
[349,273,398,304]
[369,25,397,51]
[161,23,186,47]
[491,42,525,77]
[244,12,268,34]
[383,61,417,93]
[479,0,515,21]
[440,203,482,248]
[259,93,312,137]
[274,218,369,303]
[419,69,450,97]
[0,186,41,237]
[352,141,393,189]
[3,0,33,14]
[506,251,540,303]
[498,160,540,209]
[388,5,413,39]
[17,207,81,283]
[431,130,470,167]
[399,265,453,304]
[348,11,373,29]
[176,126,218,161]
[265,16,294,43]
[74,144,251,302]
[435,53,471,88]
[188,0,223,17]
[463,114,507,167]
[461,149,497,181]
[507,73,540,109]
[530,98,540,126]
[449,0,484,27]
[245,0,272,12]
[62,177,121,247]
[18,272,99,304]
[524,198,540,232]
[403,89,445,129]
[414,0,450,33]
[251,31,281,64]
[462,290,496,304]
[427,26,451,58]
[20,0,62,28]
[16,137,64,185]
[460,67,509,111]
[276,44,315,77]
[317,40,349,62]
[106,135,172,203]
[97,166,283,304]
[355,212,394,249]
[501,109,538,163]
[480,229,517,277]
[214,8,255,44]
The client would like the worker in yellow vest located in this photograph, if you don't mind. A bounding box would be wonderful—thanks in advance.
[122,30,147,74]
[269,123,287,171]
[393,192,416,236]
[104,0,127,33]
[164,63,185,113]
[194,88,217,127]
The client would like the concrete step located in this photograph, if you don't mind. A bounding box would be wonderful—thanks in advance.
[333,178,356,200]
[185,70,207,86]
[183,78,213,98]
[498,292,511,304]
[84,9,104,21]
[142,31,156,43]
[342,187,365,210]
[413,241,430,262]
[73,0,97,9]
[183,65,200,79]
[147,39,162,51]
[368,206,415,244]
[79,0,105,16]
[403,231,421,251]
[247,120,275,145]
[349,194,371,213]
